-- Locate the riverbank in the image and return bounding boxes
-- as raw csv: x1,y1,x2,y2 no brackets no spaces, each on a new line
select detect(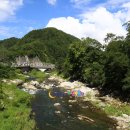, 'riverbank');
41,75,130,130
0,82,35,130
3,72,130,130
